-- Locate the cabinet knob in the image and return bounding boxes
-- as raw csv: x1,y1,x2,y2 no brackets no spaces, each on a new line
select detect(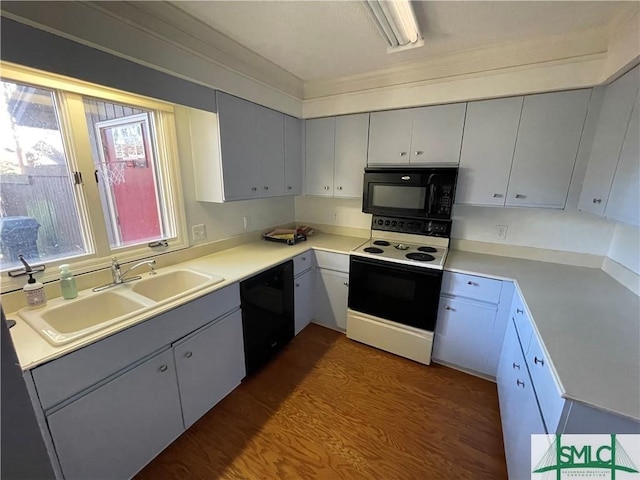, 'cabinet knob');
324,186,330,190
516,308,524,314
343,281,349,286
264,186,269,190
515,194,526,199
287,186,292,190
467,281,477,286
492,193,503,198
185,351,193,358
593,198,602,204
159,364,168,373
445,305,452,310
399,152,407,156
516,379,525,388
301,257,306,261
295,283,300,287
251,187,257,191
337,186,343,190
534,356,545,367
512,362,520,370
414,151,423,156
